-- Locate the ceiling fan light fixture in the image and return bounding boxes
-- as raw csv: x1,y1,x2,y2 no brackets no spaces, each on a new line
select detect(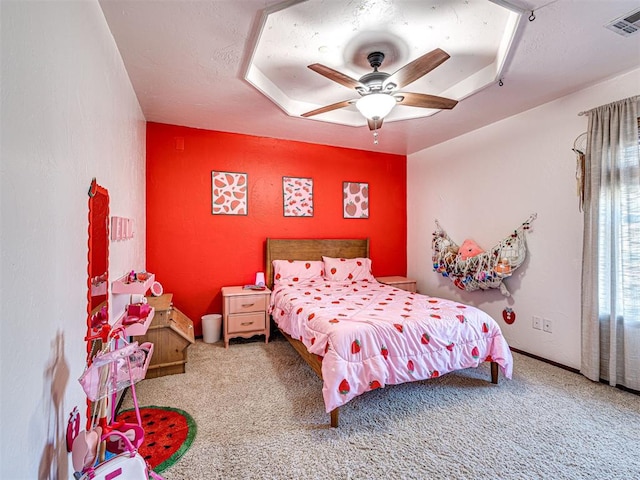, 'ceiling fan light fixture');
355,93,396,120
